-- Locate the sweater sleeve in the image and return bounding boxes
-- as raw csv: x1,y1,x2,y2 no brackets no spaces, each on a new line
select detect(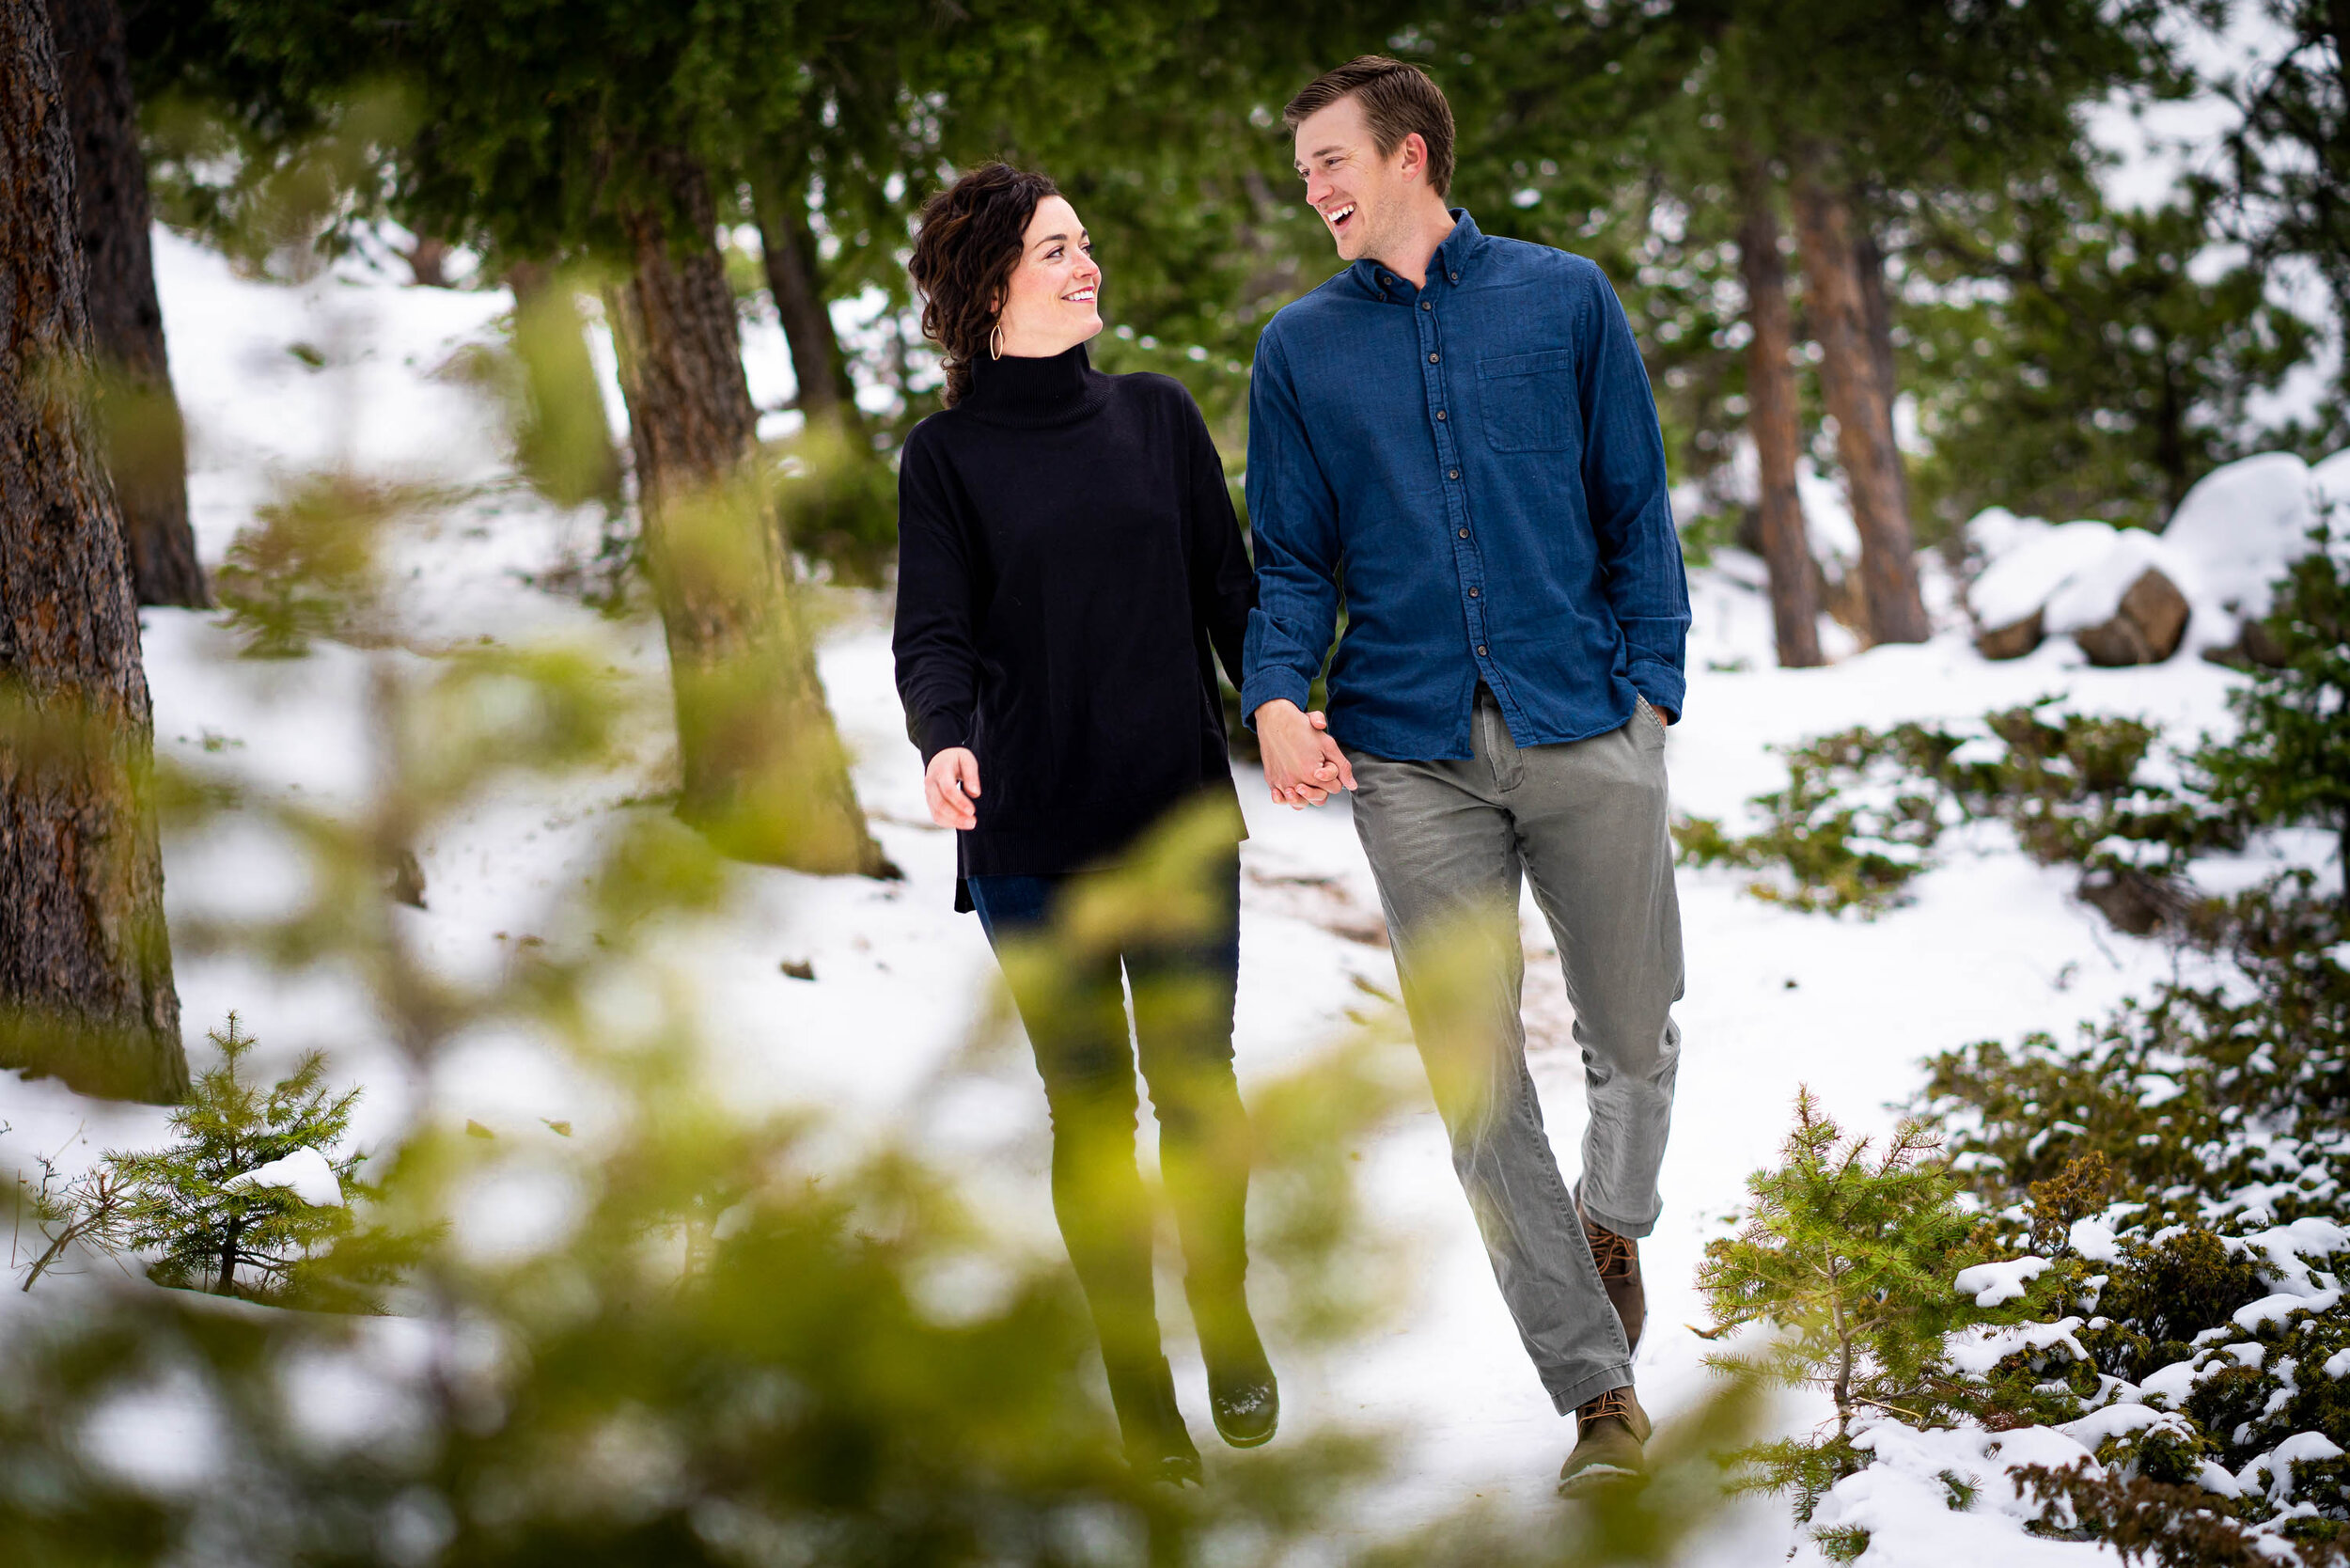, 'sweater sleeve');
890,429,979,763
1181,392,1256,691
